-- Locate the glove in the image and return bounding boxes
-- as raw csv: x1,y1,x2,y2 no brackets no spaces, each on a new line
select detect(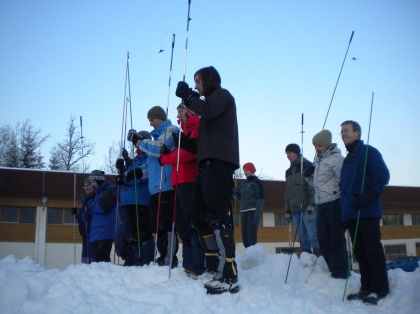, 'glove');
125,168,143,181
353,192,378,210
72,207,77,215
121,148,129,160
159,144,171,155
115,174,124,185
127,129,145,145
232,187,239,197
253,212,261,226
115,158,125,171
175,81,199,106
305,205,316,220
303,165,315,177
284,210,292,225
173,131,197,154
